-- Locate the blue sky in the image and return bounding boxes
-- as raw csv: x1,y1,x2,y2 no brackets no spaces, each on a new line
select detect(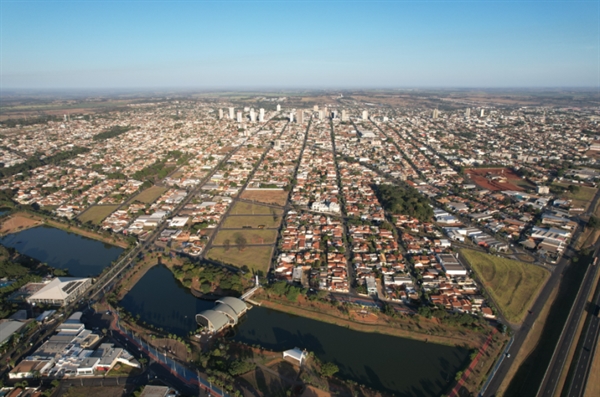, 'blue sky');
1,0,598,89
